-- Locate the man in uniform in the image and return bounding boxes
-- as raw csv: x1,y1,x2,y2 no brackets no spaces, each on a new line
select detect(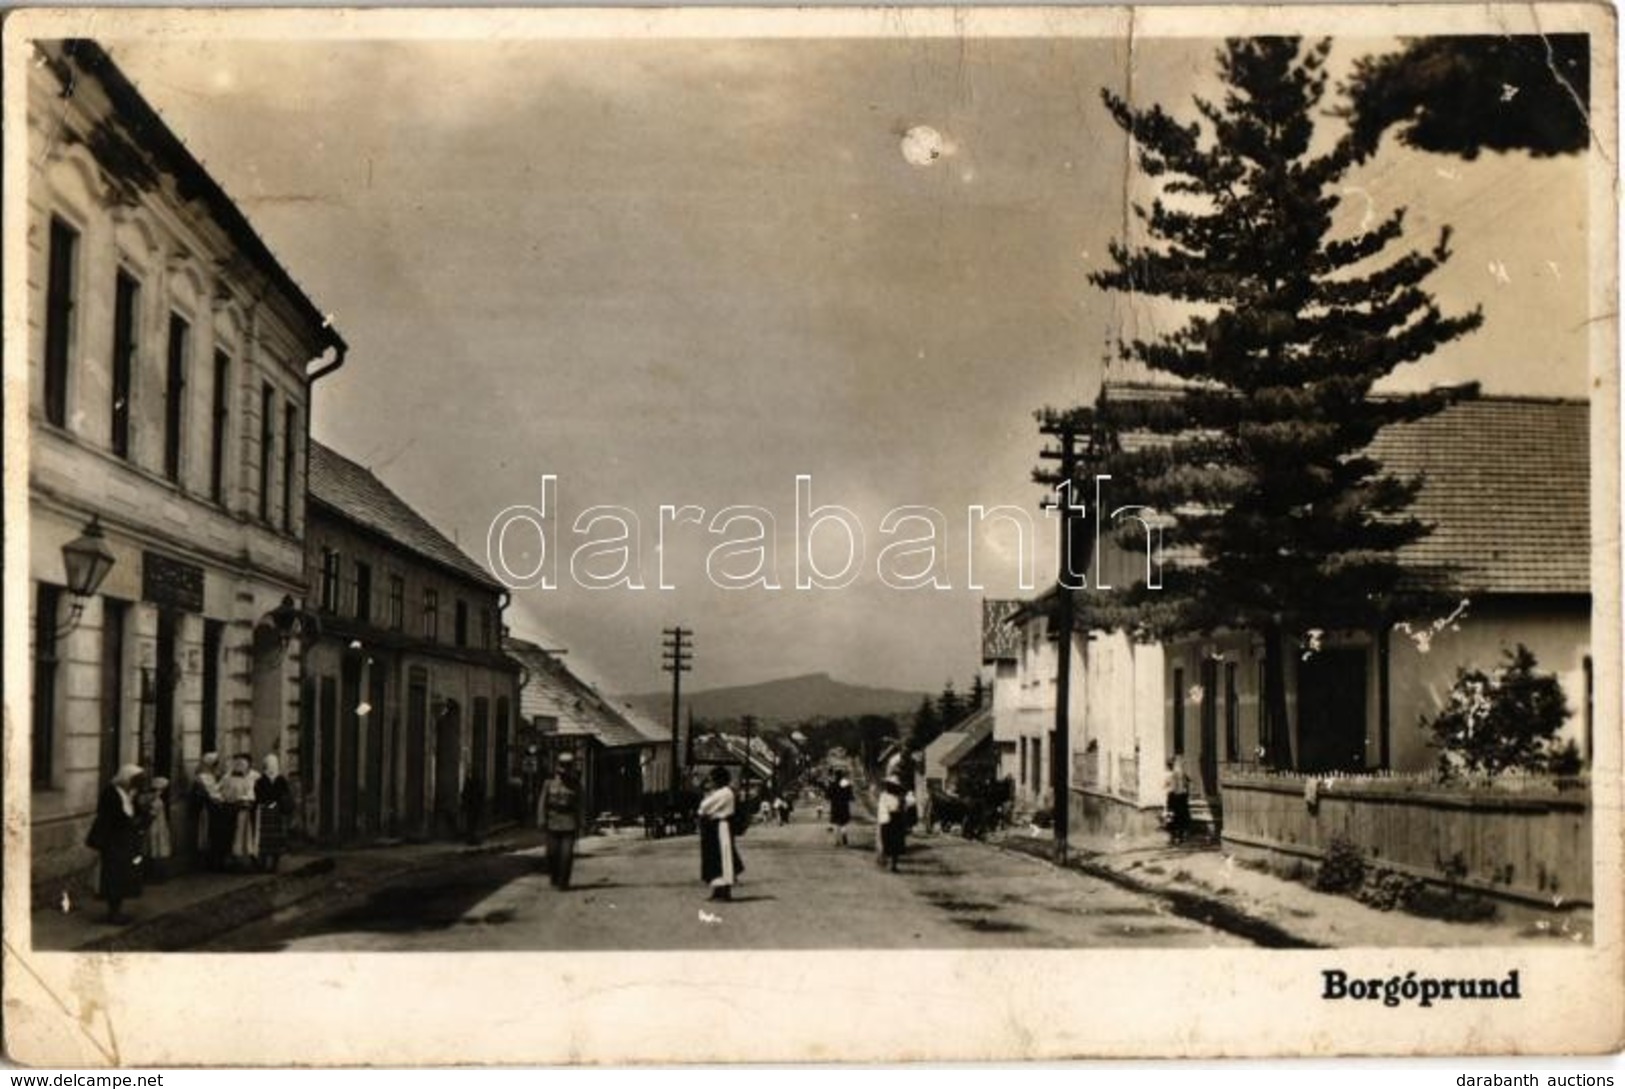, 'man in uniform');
537,751,585,889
